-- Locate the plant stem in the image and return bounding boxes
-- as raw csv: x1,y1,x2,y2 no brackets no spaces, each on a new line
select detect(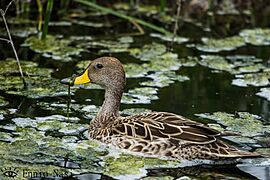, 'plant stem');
36,0,43,32
4,0,16,14
42,0,54,40
75,0,173,36
59,0,70,16
0,37,10,43
0,9,27,88
170,0,181,48
67,84,71,121
160,0,166,15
